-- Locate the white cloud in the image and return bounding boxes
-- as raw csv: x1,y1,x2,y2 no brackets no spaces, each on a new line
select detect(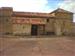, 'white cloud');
0,0,52,12
58,0,75,22
58,0,75,12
